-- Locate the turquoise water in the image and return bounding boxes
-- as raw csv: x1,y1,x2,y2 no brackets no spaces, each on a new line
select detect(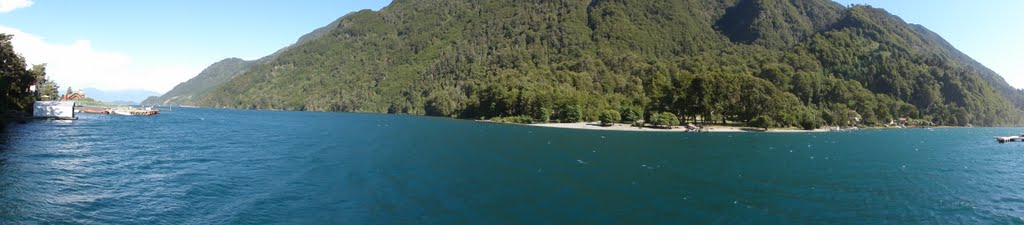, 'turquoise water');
1,108,1023,224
